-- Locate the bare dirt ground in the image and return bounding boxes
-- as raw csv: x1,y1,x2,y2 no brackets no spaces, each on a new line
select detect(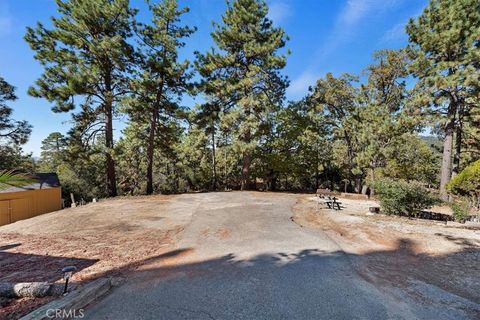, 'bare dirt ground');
293,196,480,306
0,195,192,319
2,192,480,319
